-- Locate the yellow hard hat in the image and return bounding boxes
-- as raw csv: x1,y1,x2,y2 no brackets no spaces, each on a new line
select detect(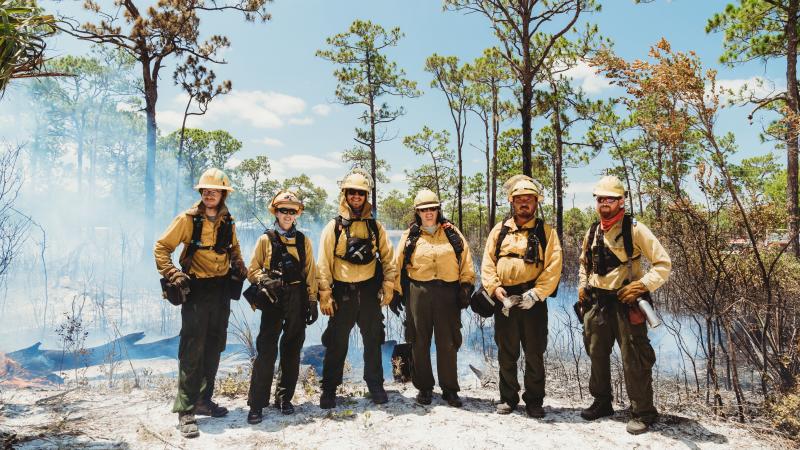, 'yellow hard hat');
340,169,372,193
503,175,543,202
413,189,440,209
593,175,625,198
194,168,234,192
269,190,304,215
